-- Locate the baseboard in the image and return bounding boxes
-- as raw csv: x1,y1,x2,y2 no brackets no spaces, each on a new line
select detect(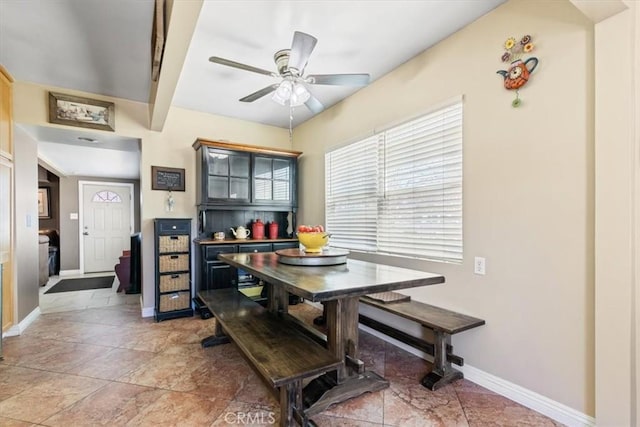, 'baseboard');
358,324,595,427
3,324,20,337
461,365,595,427
59,269,82,277
141,306,154,318
2,306,41,337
